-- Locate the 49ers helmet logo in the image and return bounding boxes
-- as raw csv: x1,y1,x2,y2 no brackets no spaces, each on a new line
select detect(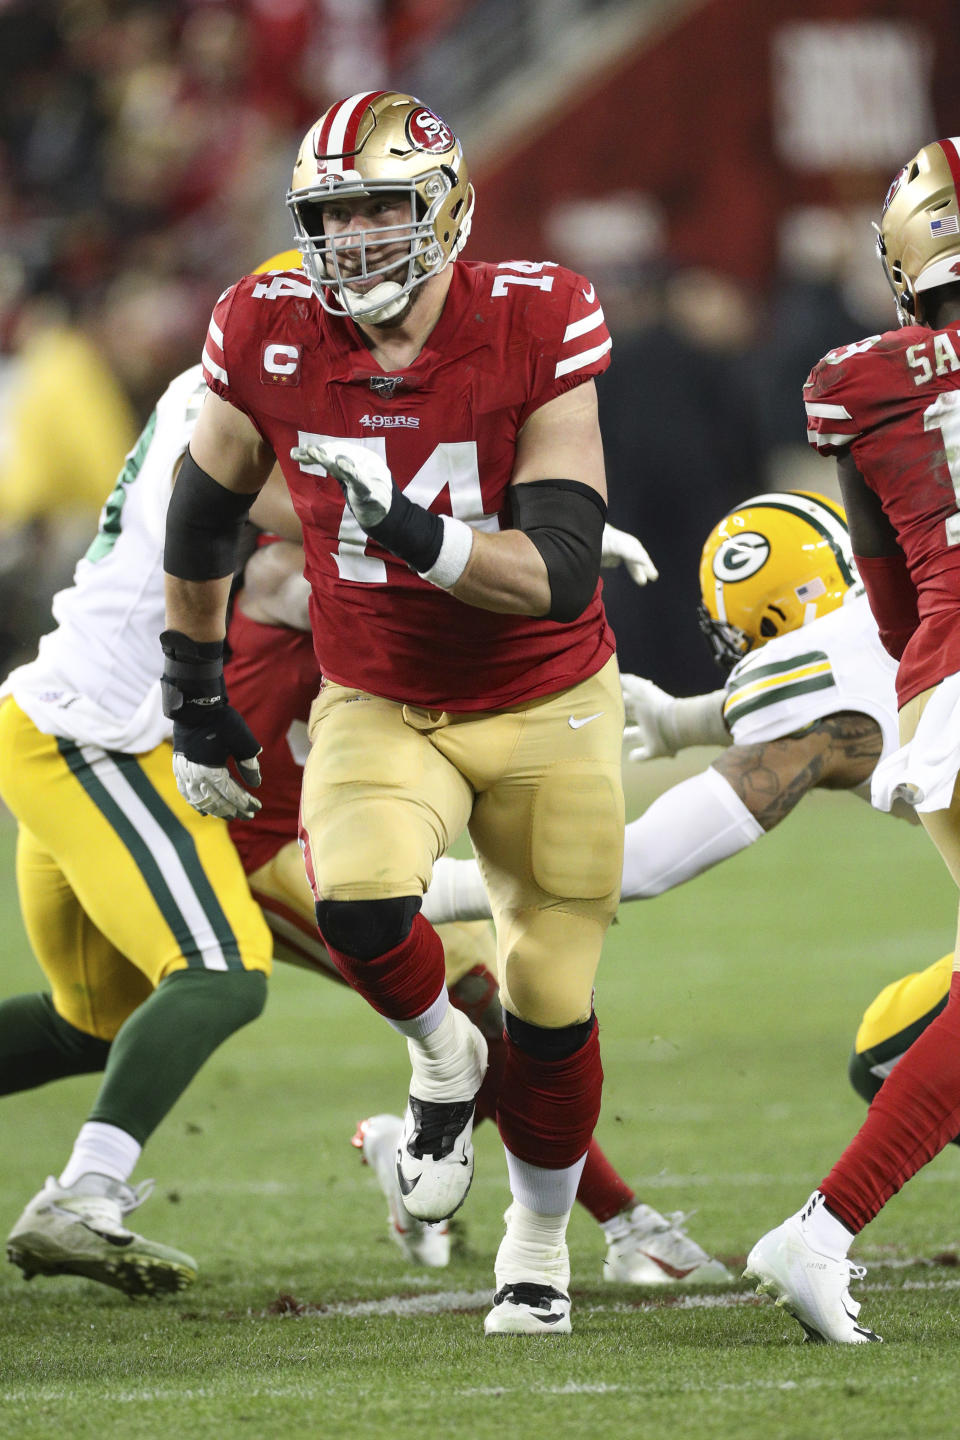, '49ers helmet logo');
712,533,770,582
406,107,453,153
